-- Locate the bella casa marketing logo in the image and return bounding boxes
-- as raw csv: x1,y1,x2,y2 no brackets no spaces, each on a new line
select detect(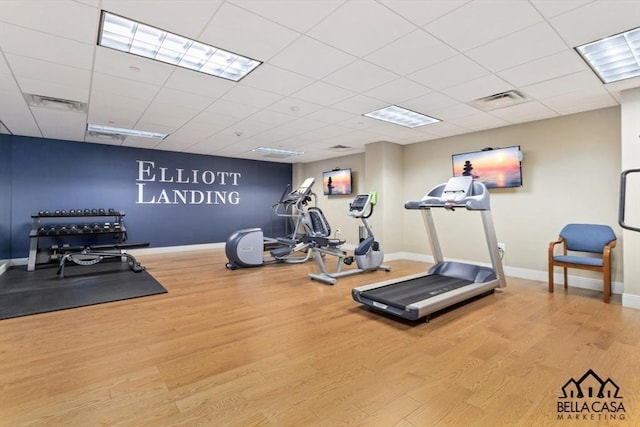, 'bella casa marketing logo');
556,369,627,421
